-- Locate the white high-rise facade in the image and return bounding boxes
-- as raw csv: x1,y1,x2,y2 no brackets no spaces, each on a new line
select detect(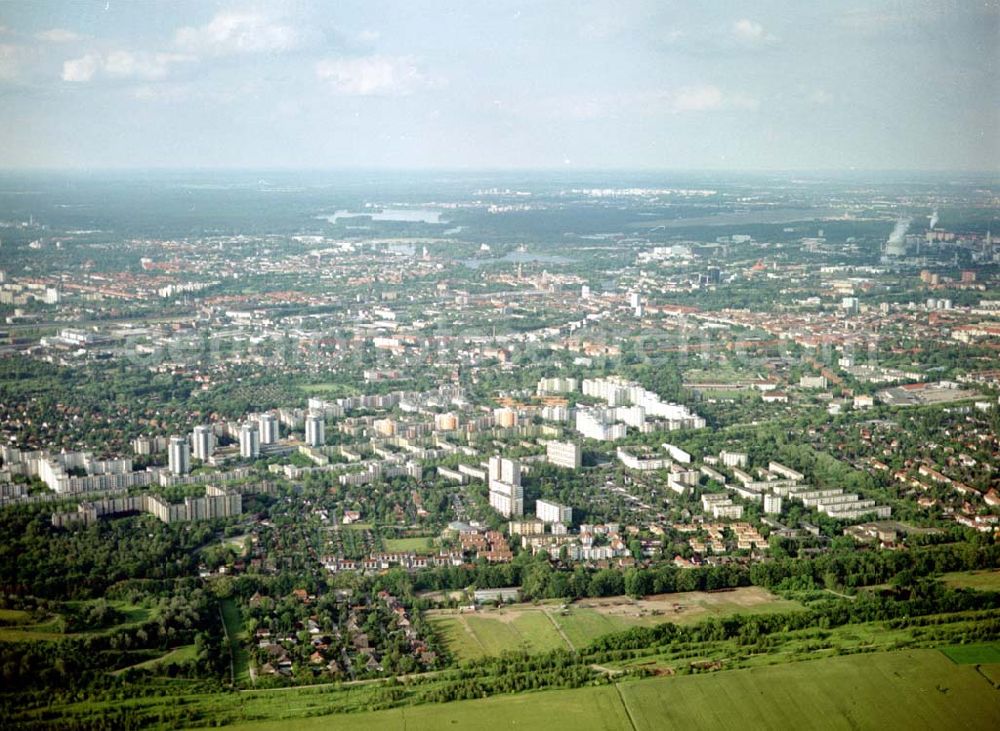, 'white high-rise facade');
764,494,783,515
546,440,582,469
305,412,325,447
488,456,523,517
239,423,260,459
258,413,278,445
168,435,190,476
192,425,213,461
536,499,572,524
